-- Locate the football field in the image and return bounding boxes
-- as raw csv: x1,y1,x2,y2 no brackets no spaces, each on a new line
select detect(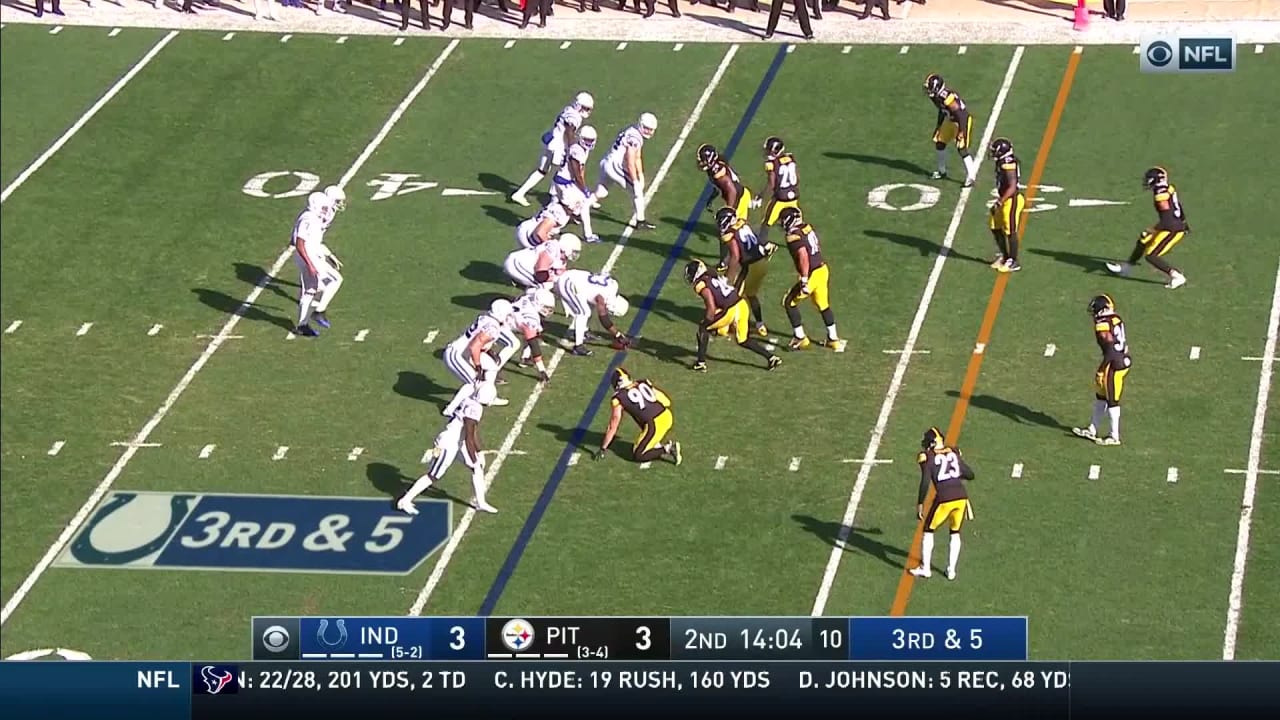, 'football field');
2,26,1278,662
